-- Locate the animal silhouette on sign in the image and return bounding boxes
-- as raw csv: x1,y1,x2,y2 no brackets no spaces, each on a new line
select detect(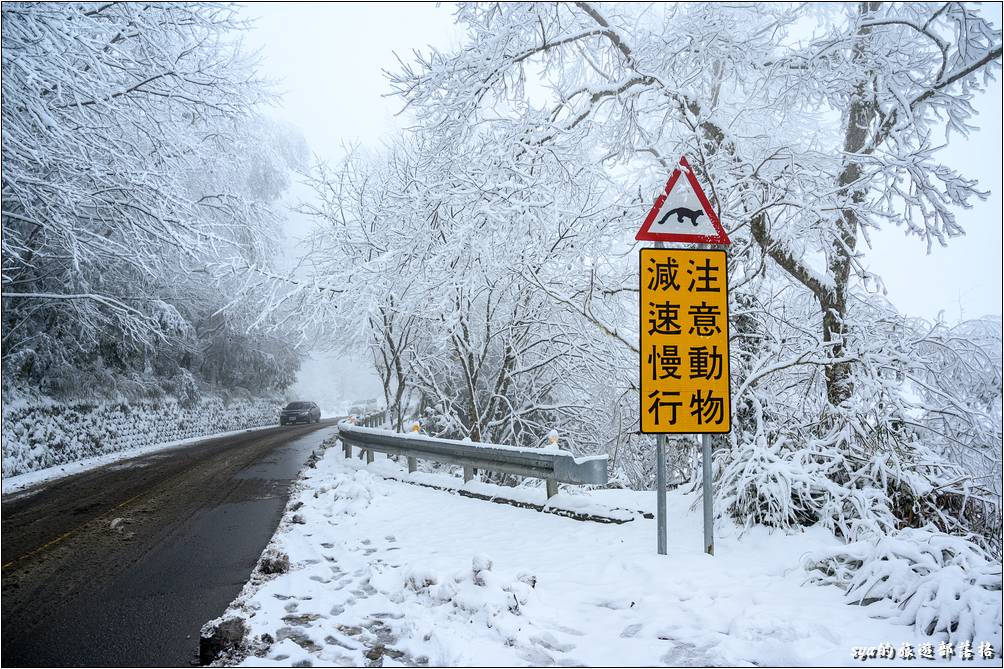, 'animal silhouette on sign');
657,206,704,227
